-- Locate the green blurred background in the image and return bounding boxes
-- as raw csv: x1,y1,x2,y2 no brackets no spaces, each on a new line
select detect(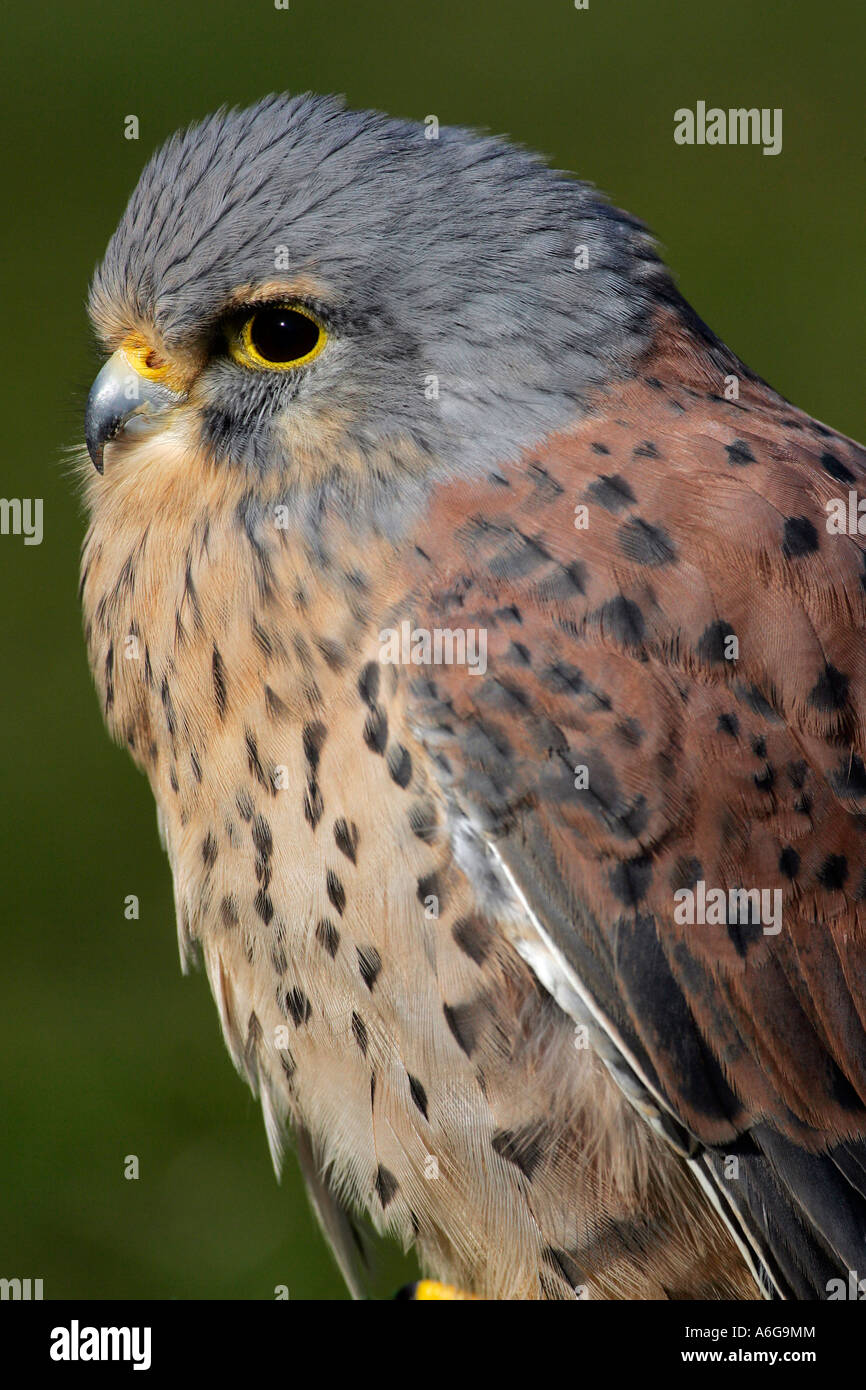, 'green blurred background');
1,0,862,1299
